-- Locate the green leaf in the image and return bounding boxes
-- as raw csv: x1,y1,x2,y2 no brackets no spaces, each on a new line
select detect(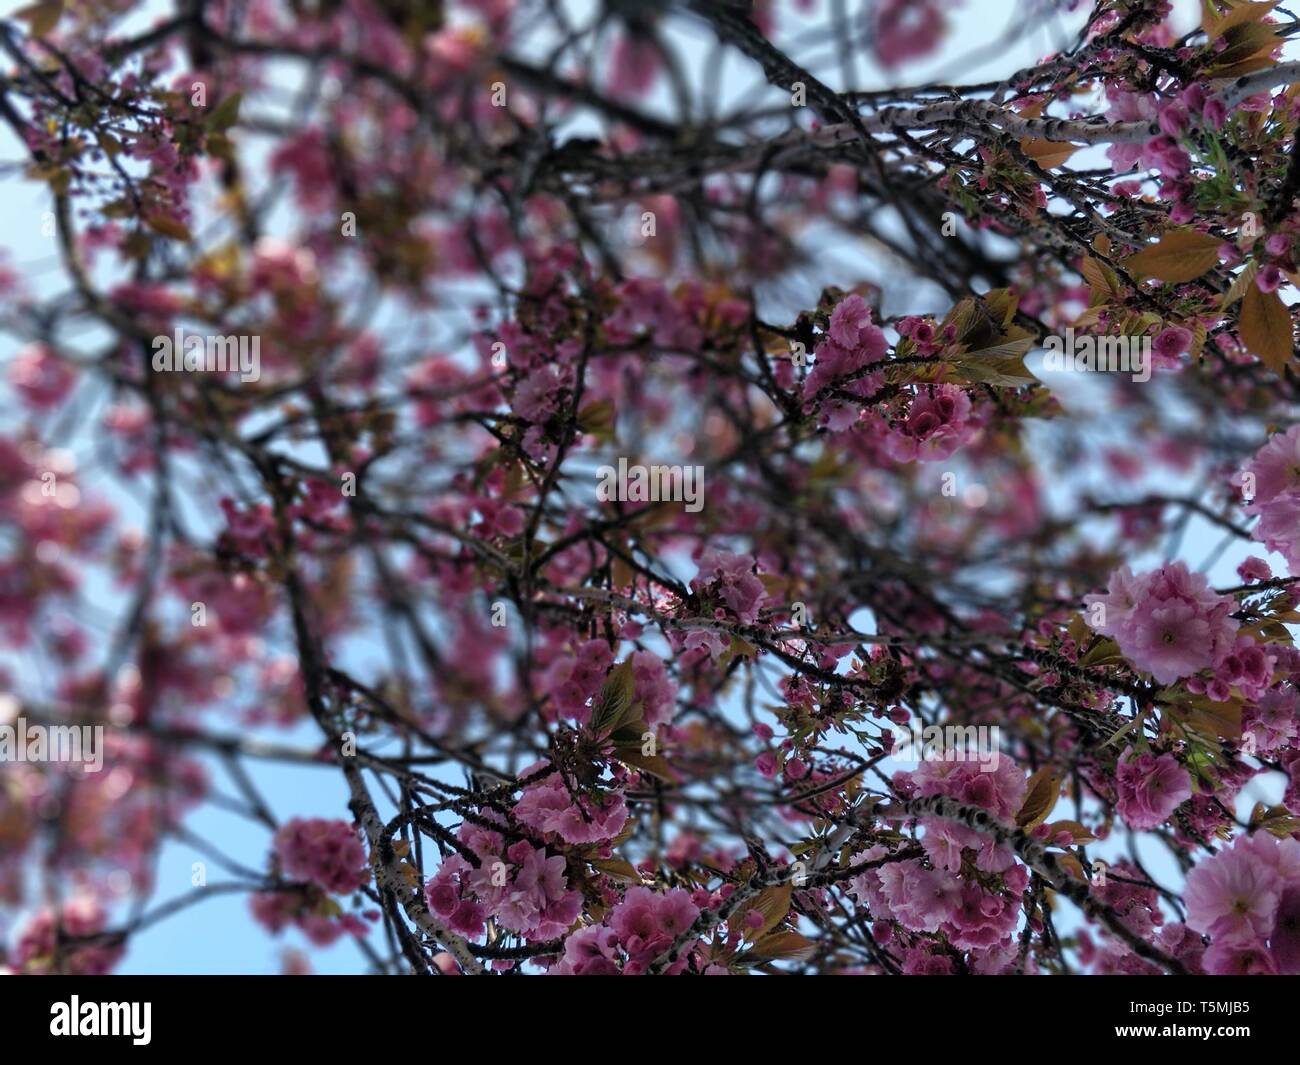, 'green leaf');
949,336,1038,387
588,658,635,737
577,399,616,442
1079,636,1124,667
1100,713,1143,750
207,92,243,132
